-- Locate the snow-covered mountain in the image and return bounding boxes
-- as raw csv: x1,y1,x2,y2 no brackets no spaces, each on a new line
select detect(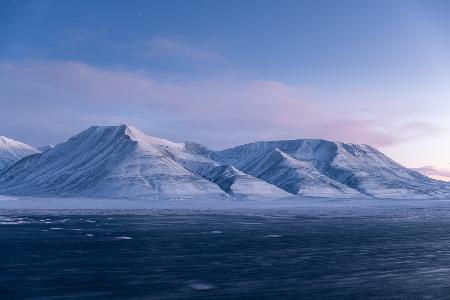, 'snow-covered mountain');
0,125,289,199
212,139,450,199
1,125,449,200
177,149,291,199
224,147,362,198
0,136,39,170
